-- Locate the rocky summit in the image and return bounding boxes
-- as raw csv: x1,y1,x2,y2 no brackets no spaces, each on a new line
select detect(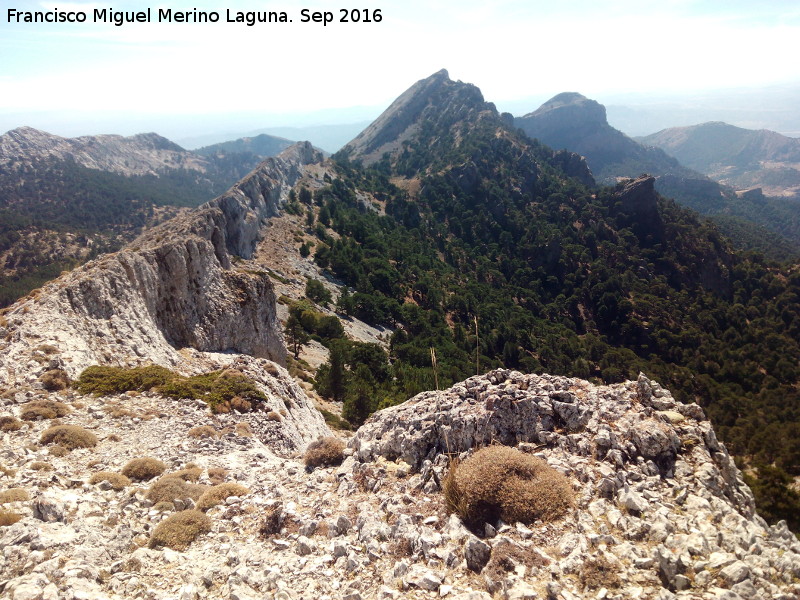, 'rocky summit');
1,369,799,600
